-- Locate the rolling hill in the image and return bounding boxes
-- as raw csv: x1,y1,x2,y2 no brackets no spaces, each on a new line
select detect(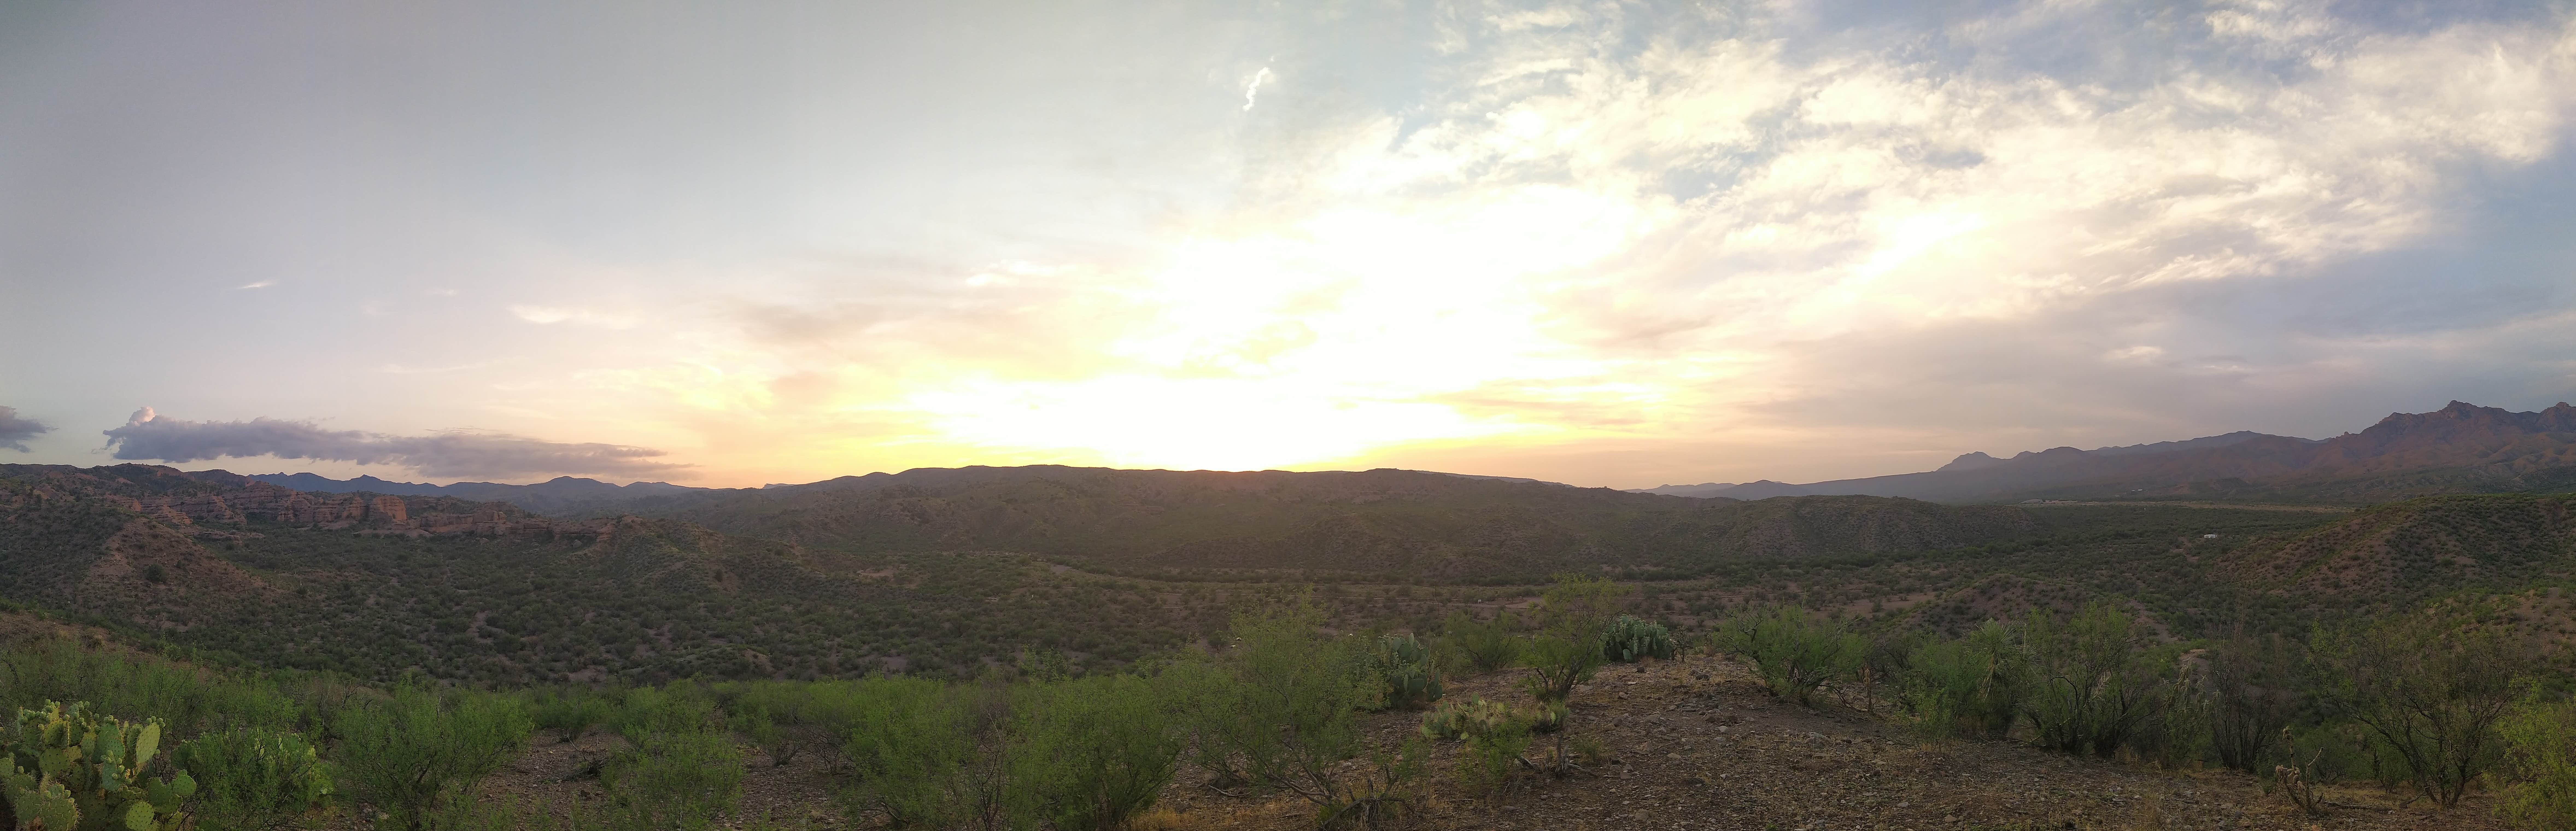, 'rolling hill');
607,465,2043,580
